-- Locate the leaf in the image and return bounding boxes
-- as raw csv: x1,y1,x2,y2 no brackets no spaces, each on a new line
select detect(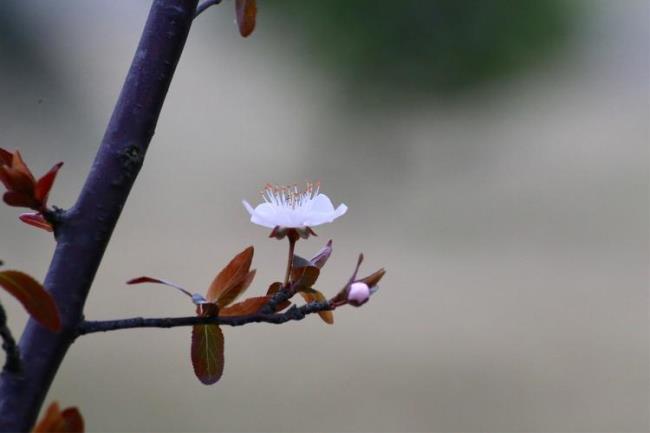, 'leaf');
127,276,194,299
266,281,282,296
310,240,333,269
220,296,270,317
19,212,53,232
33,402,84,433
206,246,254,305
216,269,256,308
0,270,60,332
11,151,35,183
235,0,257,37
0,147,12,165
359,268,386,288
191,324,224,385
0,166,34,195
3,191,38,208
290,265,320,291
35,162,63,204
291,254,311,269
196,302,219,317
299,288,333,324
265,282,291,312
0,149,62,211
